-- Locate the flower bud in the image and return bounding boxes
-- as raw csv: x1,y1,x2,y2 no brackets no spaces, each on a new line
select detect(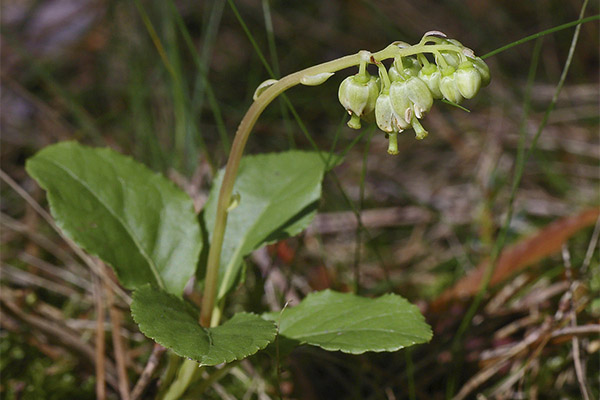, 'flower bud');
338,74,380,129
418,63,443,99
455,61,482,99
375,93,406,133
440,51,461,67
470,57,491,87
439,66,463,104
402,57,421,77
388,65,403,82
404,76,433,118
